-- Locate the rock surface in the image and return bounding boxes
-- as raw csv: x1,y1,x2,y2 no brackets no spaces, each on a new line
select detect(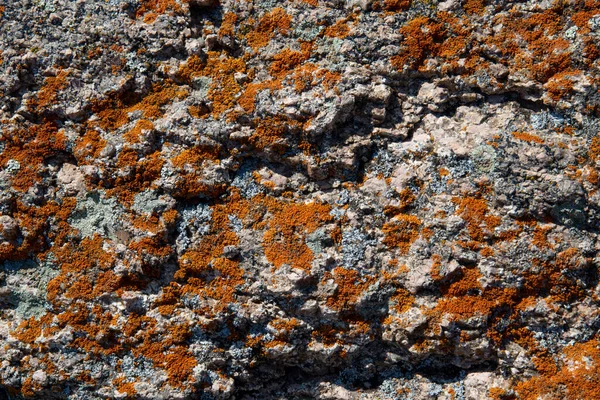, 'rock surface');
1,0,600,399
